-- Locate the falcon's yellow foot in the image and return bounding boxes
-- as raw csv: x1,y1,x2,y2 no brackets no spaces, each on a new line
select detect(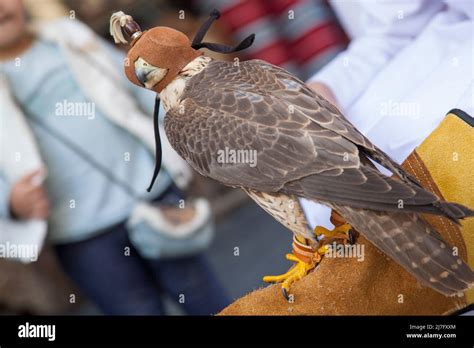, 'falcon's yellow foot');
315,223,355,245
263,235,322,299
263,253,317,300
263,225,355,300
